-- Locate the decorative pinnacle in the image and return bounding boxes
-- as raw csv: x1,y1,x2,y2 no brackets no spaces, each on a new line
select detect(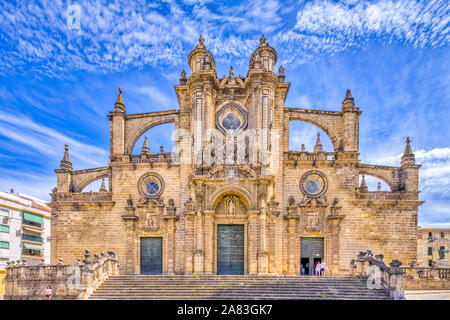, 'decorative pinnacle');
401,136,415,166
199,34,204,46
314,132,323,152
60,144,72,171
359,174,368,192
229,66,234,78
342,88,355,110
99,178,107,192
116,88,123,105
345,89,352,100
403,137,413,155
141,135,150,156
